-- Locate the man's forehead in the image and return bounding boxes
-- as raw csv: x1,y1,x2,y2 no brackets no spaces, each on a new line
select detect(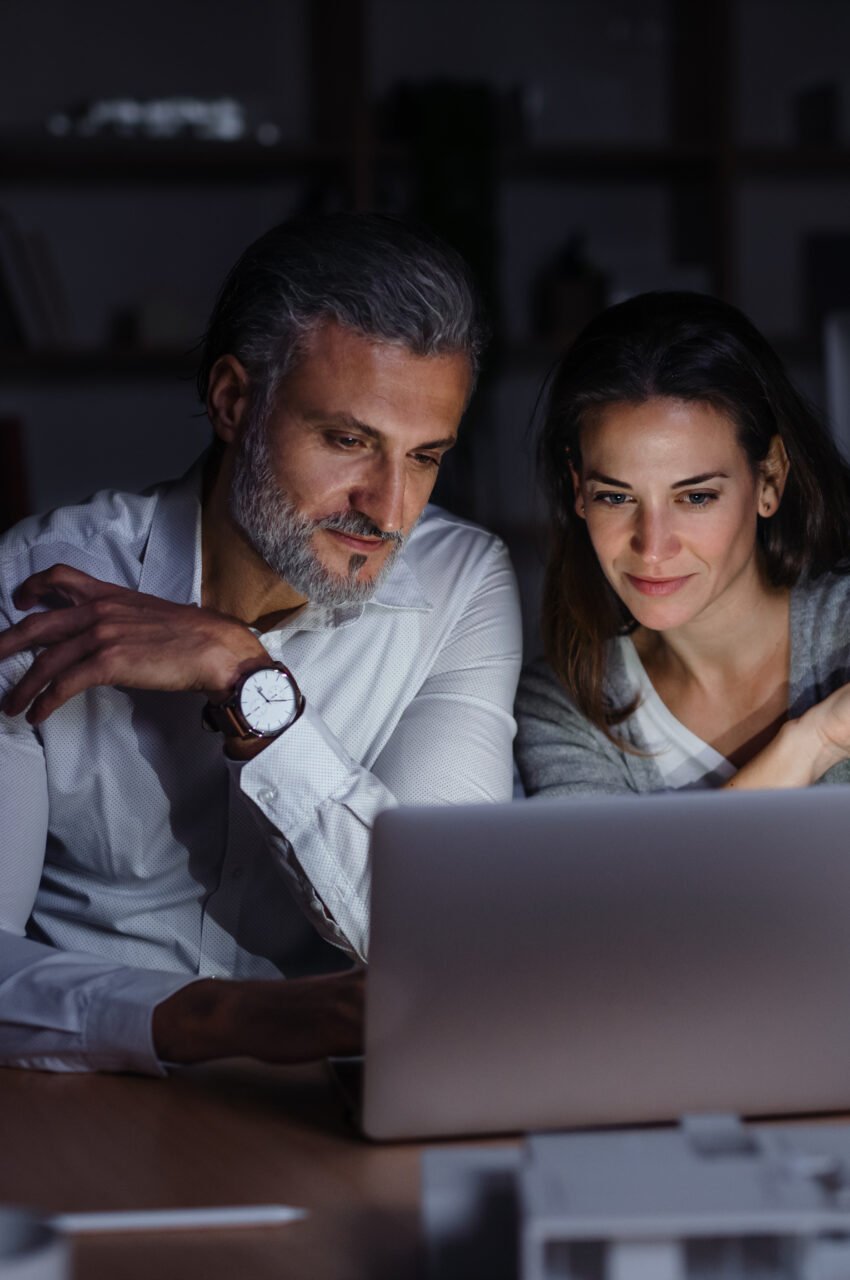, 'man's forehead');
271,321,472,428
293,317,471,376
